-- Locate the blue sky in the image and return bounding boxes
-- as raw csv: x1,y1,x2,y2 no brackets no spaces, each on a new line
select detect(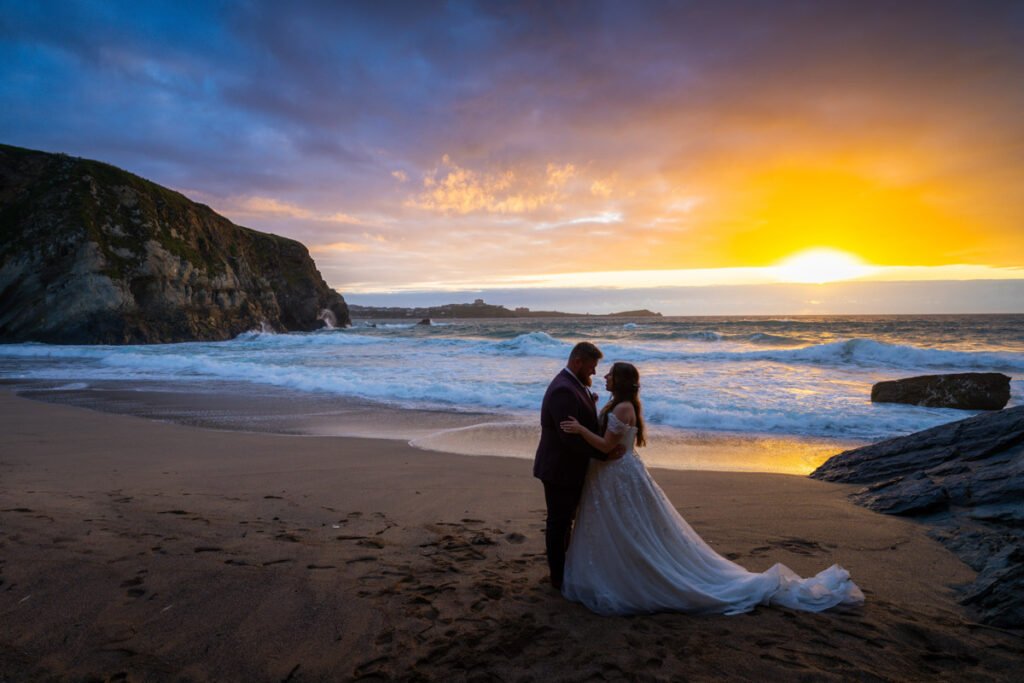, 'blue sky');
3,1,1023,313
